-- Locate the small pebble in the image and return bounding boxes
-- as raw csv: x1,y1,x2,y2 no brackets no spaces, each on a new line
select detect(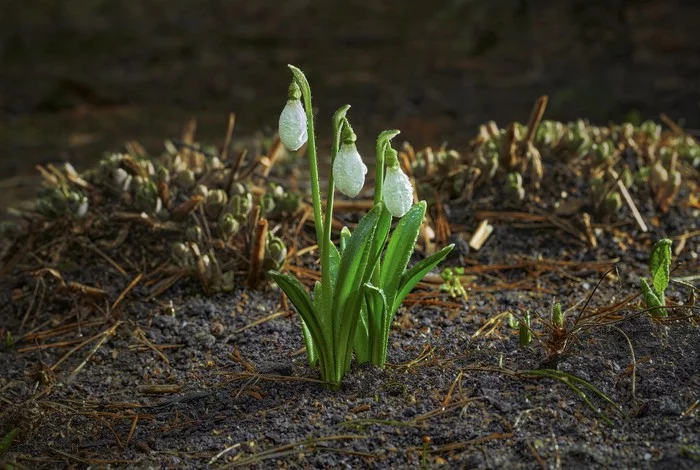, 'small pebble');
210,321,225,337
